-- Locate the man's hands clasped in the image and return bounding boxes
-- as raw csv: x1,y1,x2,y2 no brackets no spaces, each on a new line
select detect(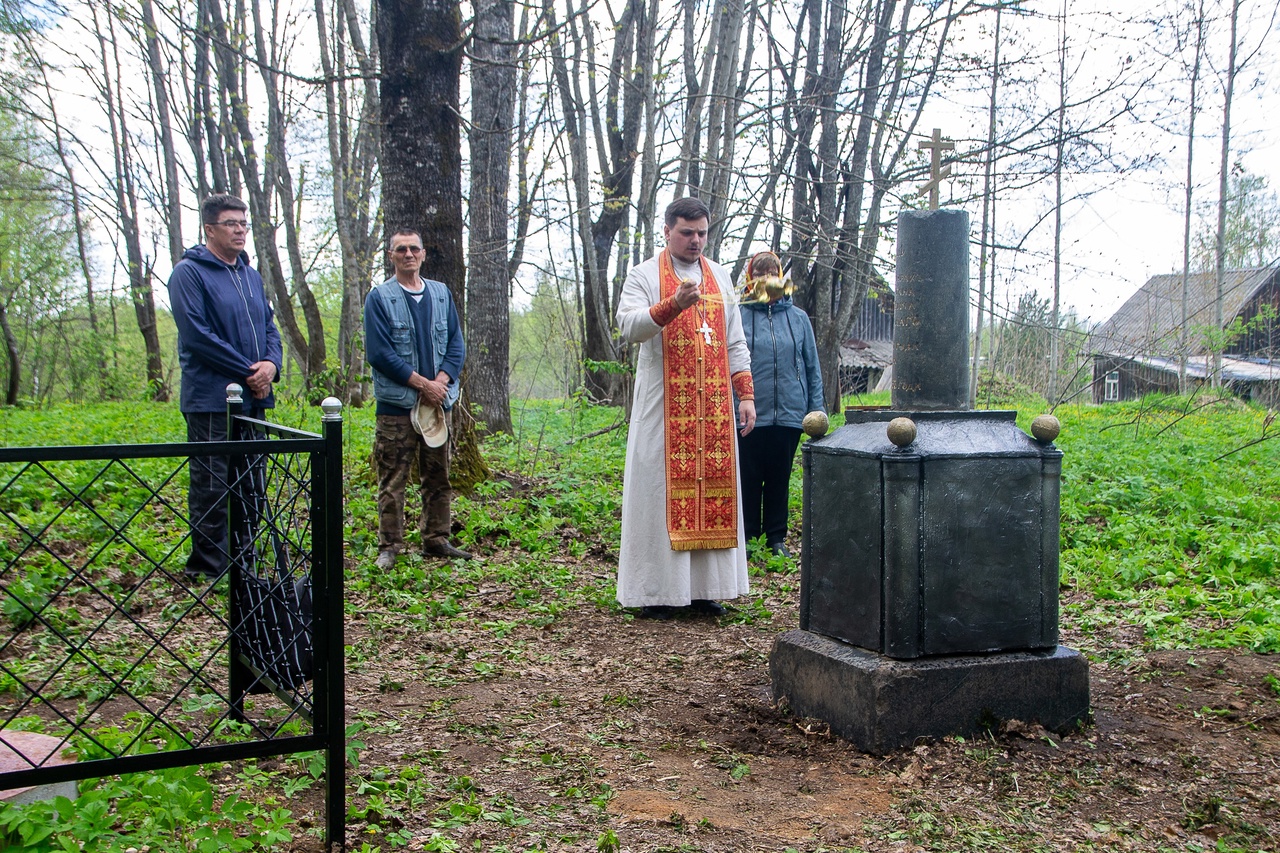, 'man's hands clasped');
246,360,276,399
410,371,450,407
